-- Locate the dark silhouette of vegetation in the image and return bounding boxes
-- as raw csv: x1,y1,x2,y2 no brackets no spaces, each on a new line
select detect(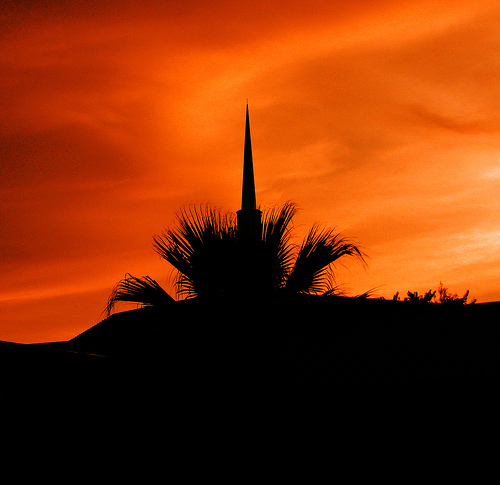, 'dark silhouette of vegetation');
391,282,475,305
105,274,174,316
105,202,366,315
436,281,475,304
394,289,437,303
